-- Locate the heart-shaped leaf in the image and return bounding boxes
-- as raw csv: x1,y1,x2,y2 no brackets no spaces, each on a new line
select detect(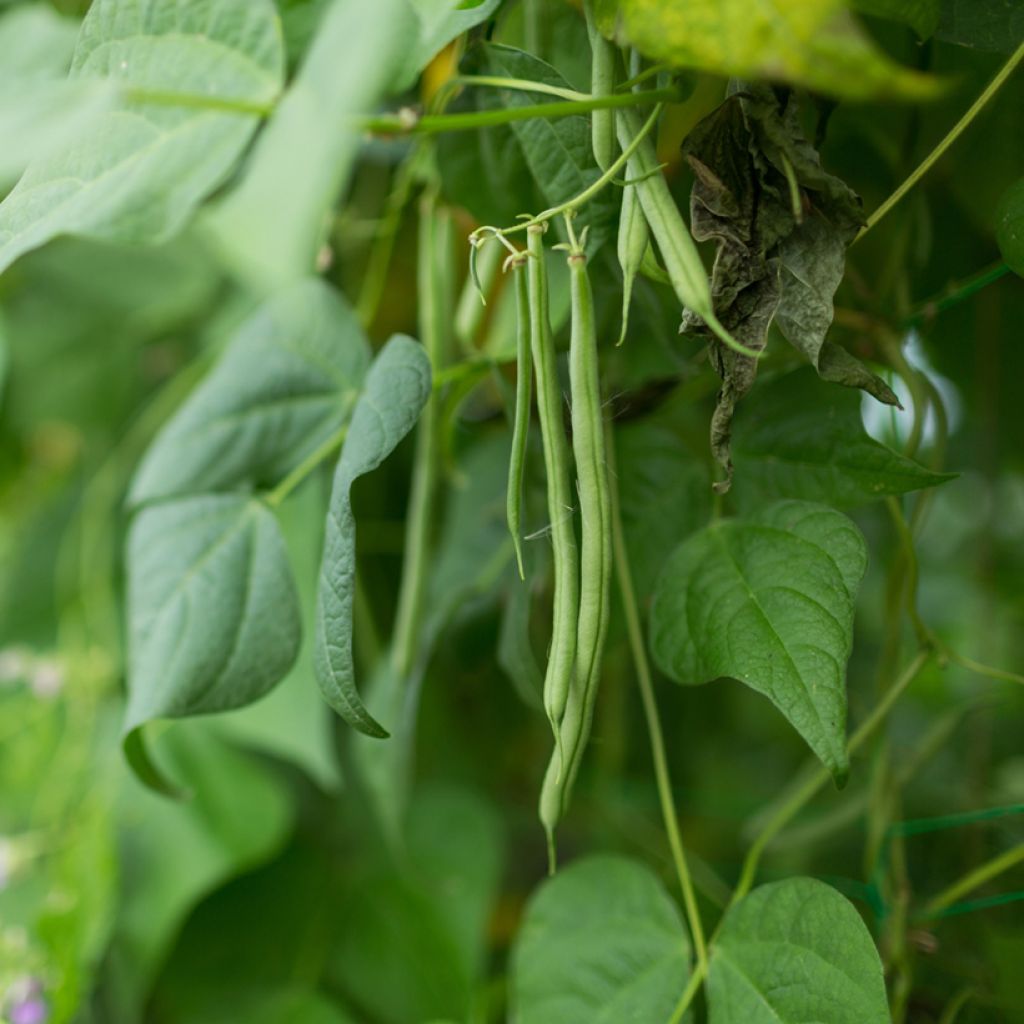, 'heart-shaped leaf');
650,500,866,783
130,278,370,504
708,877,889,1023
510,855,691,1023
